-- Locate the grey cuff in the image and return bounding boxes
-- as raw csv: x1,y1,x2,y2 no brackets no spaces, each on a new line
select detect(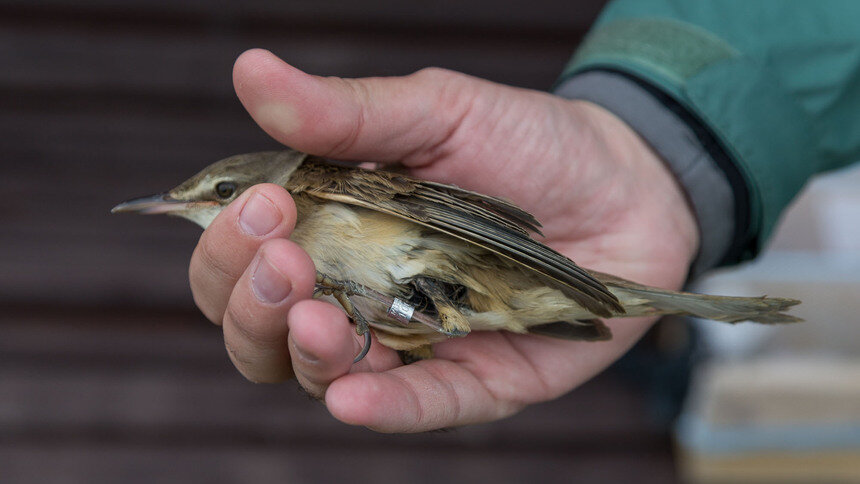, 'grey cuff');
554,70,735,279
